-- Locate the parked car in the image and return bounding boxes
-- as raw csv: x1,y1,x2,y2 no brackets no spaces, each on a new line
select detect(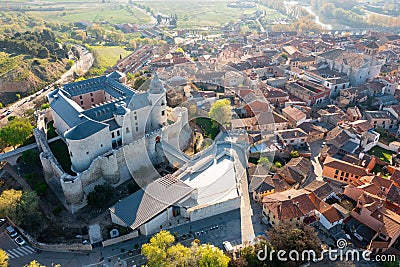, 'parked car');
5,110,13,116
0,218,6,226
6,226,18,238
353,232,363,241
15,236,26,246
